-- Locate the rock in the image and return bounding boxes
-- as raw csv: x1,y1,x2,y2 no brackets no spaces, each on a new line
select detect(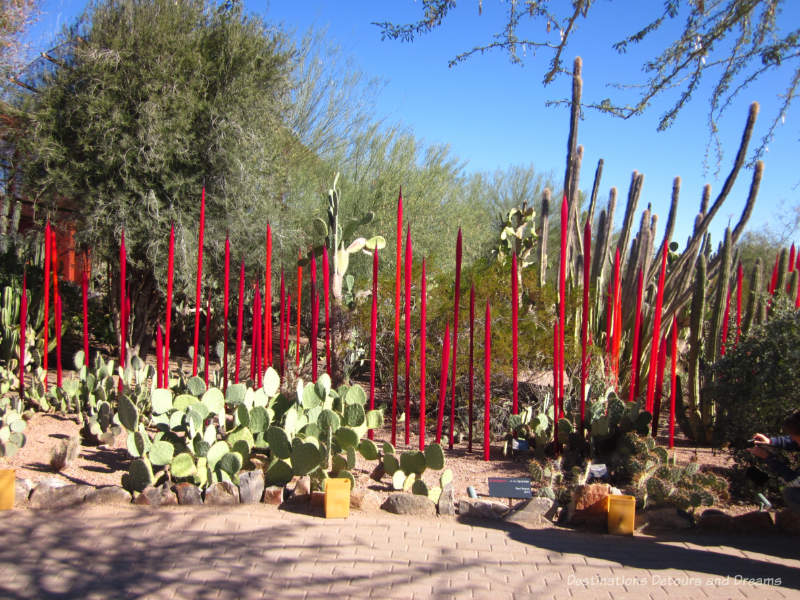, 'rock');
310,491,325,507
573,483,610,513
49,435,80,471
350,488,381,511
204,481,239,505
505,497,557,527
238,470,265,504
458,498,509,520
732,510,774,533
776,508,800,534
14,478,32,507
29,482,89,509
135,484,178,506
635,507,692,531
369,463,385,482
84,486,132,505
697,509,735,531
262,485,285,506
173,483,203,505
287,475,311,503
382,493,437,516
437,485,456,516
